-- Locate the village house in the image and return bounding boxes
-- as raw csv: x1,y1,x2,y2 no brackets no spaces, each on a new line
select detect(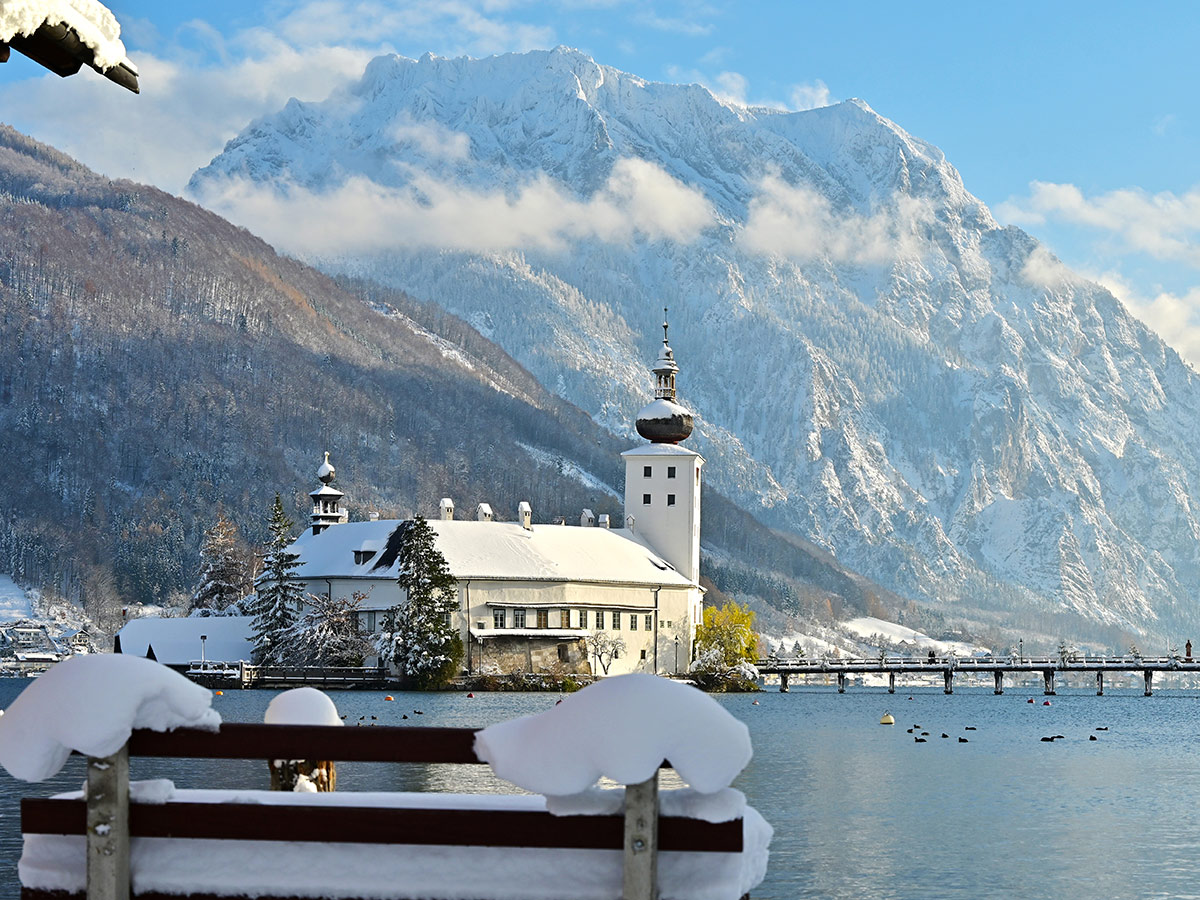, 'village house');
279,322,706,677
